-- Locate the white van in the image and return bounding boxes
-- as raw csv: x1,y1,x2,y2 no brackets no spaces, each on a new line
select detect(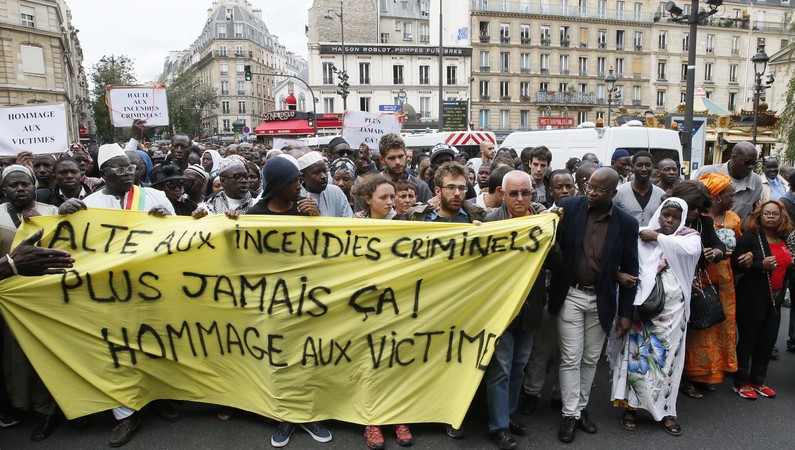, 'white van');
499,121,683,170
